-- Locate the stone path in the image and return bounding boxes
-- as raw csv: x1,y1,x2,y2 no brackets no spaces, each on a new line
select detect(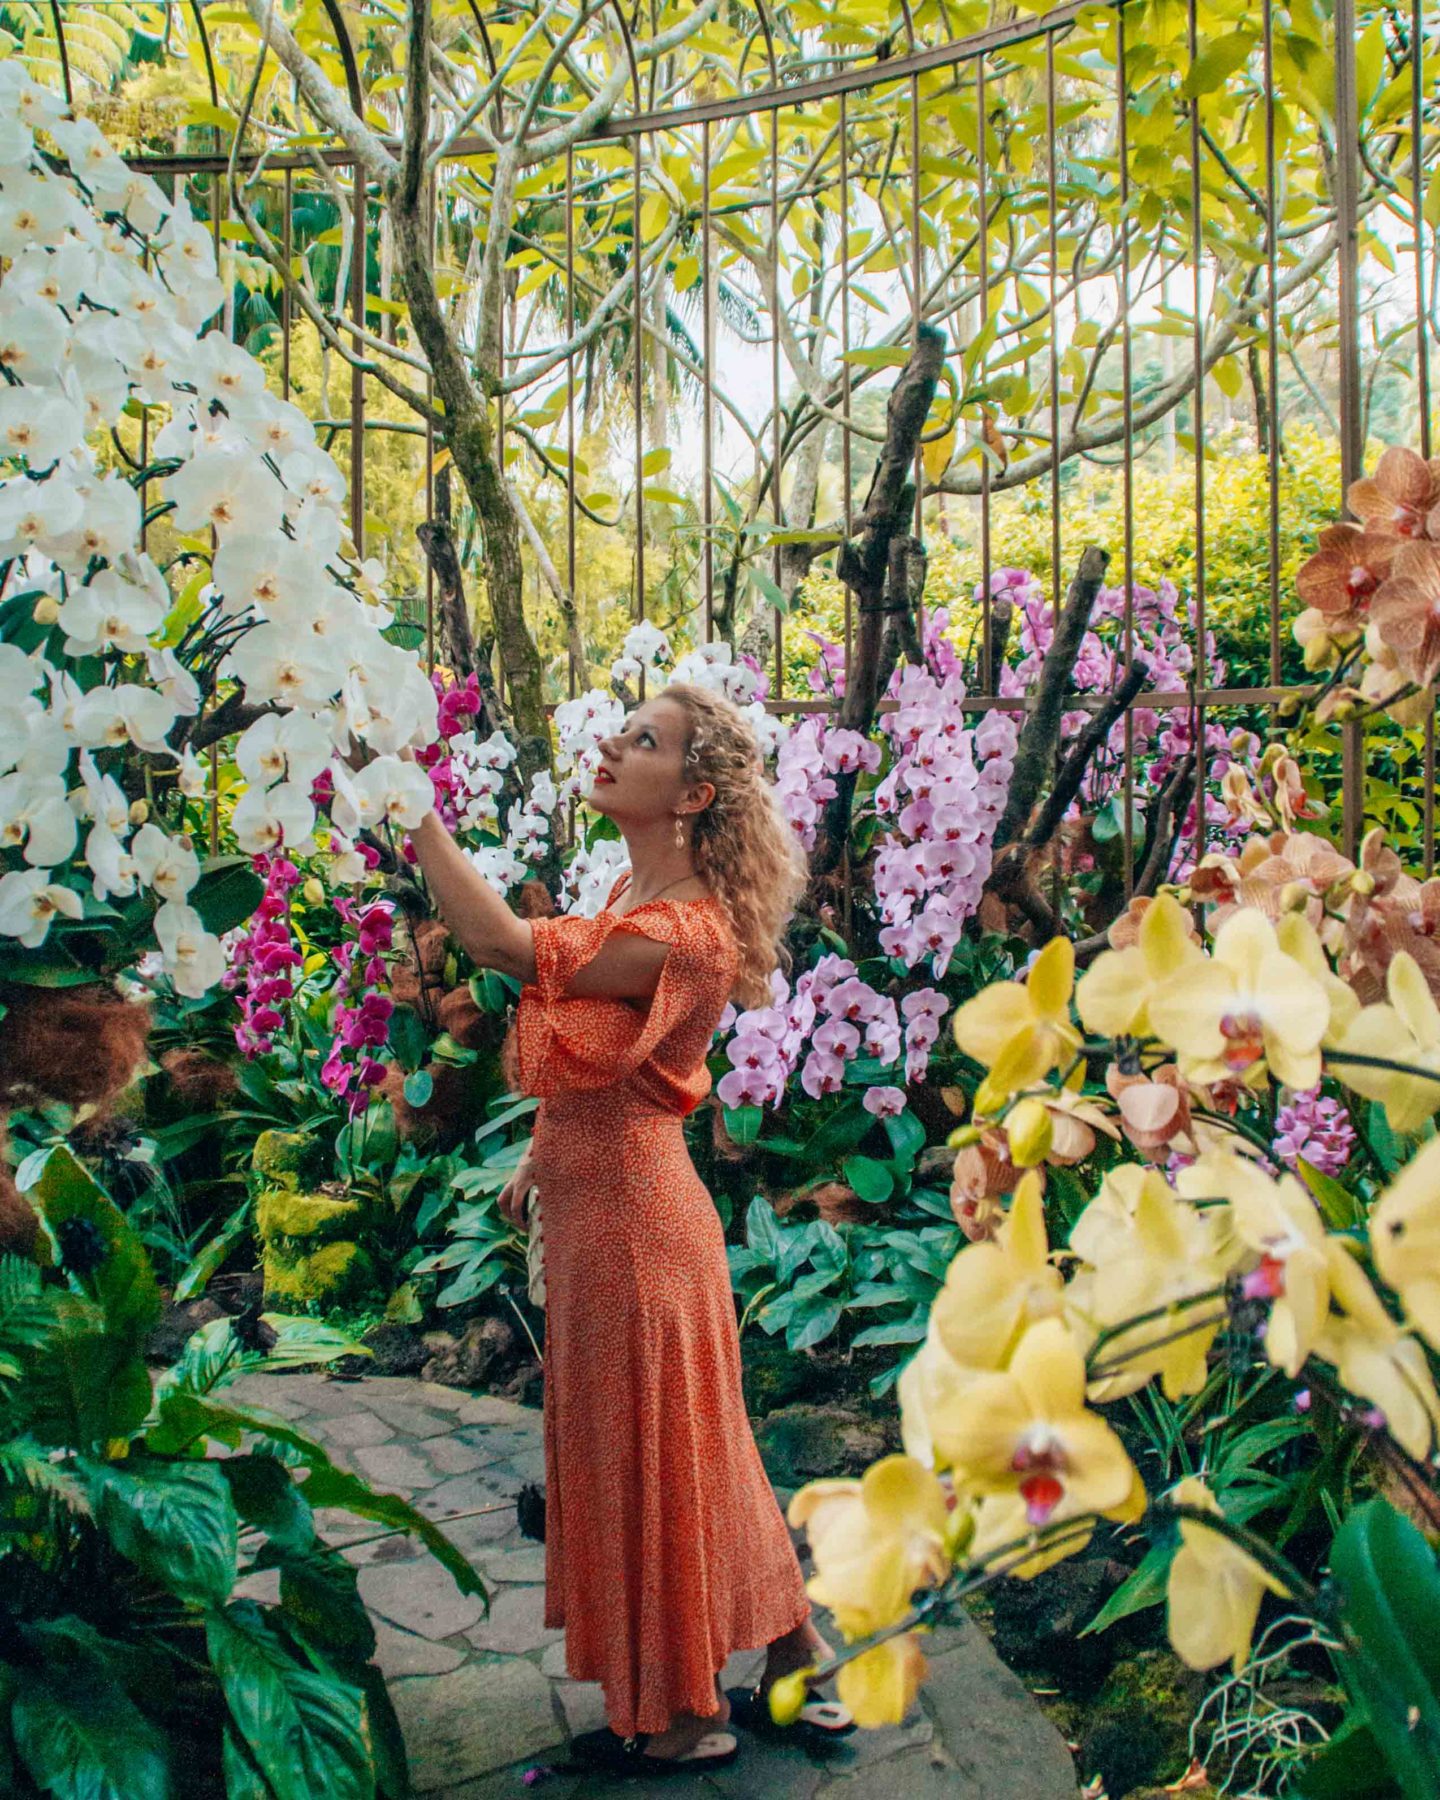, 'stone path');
230,1371,1078,1799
